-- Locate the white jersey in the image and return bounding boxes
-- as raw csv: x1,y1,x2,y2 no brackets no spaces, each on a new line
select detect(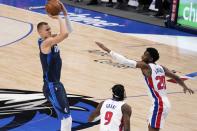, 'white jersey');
108,51,170,128
144,63,170,129
100,99,125,131
144,63,167,99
